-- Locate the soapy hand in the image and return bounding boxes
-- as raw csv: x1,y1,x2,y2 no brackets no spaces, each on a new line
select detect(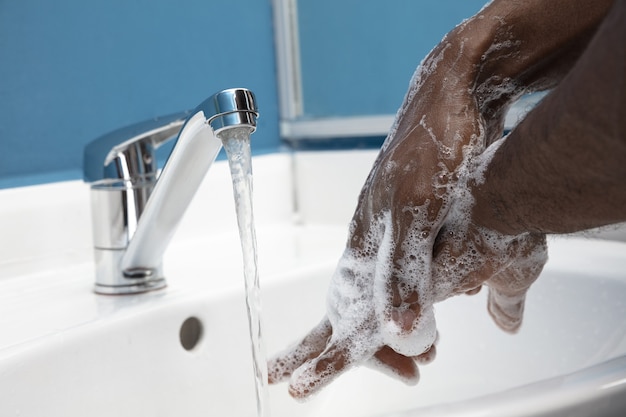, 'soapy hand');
269,0,618,400
267,177,547,399
268,21,549,398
